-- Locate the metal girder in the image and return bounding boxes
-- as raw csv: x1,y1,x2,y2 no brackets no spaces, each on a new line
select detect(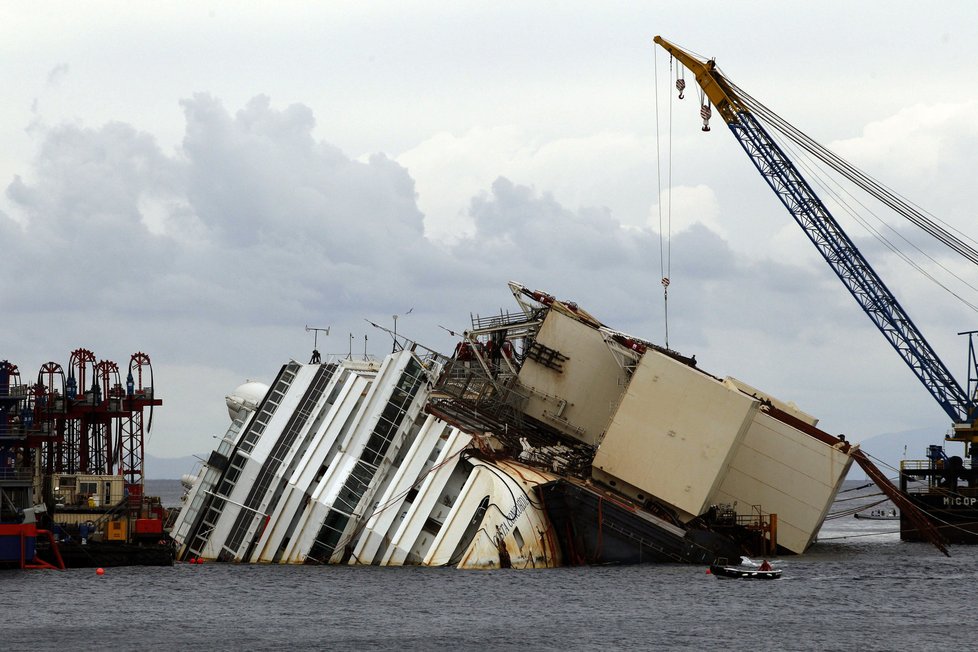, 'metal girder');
727,111,972,424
